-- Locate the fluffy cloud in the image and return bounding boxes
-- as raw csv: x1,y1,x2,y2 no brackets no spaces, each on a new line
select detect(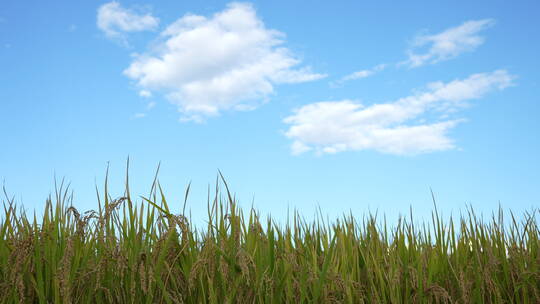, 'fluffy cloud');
404,19,495,68
97,2,159,41
124,2,326,122
284,70,513,155
331,64,387,87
